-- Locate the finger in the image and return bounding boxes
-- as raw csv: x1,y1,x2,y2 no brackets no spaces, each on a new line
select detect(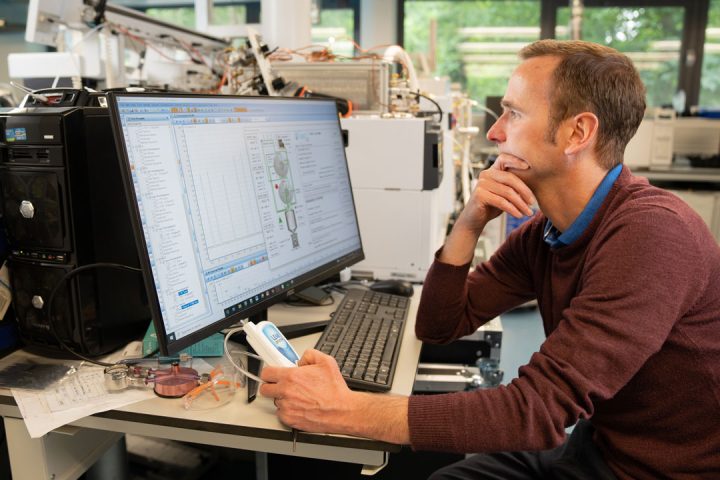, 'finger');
260,365,287,383
489,182,534,217
297,349,318,367
298,348,332,367
483,190,528,218
489,156,536,206
489,170,536,208
259,382,282,399
477,174,534,216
